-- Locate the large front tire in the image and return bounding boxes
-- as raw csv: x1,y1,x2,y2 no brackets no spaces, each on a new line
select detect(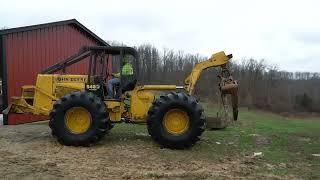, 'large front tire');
49,91,110,146
147,92,205,149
